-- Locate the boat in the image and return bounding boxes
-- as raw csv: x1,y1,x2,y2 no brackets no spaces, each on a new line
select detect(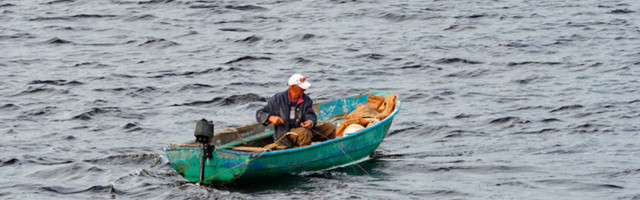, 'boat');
163,92,401,185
